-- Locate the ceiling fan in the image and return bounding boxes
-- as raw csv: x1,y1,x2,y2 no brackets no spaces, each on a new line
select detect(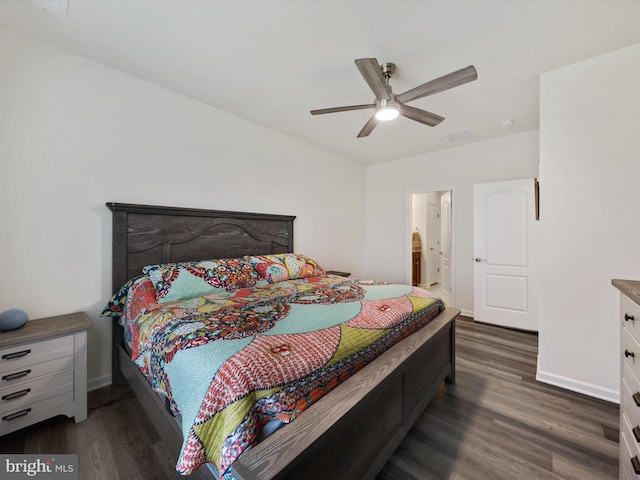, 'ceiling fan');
310,58,477,138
